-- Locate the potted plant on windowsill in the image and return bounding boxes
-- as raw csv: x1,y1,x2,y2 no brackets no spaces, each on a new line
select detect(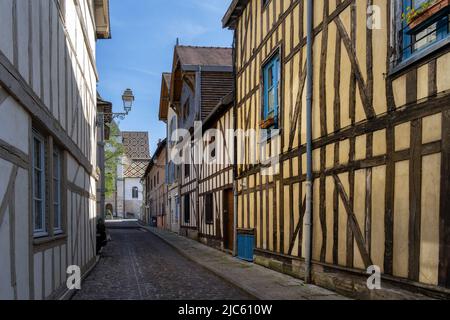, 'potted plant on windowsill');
403,0,450,31
260,117,275,129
